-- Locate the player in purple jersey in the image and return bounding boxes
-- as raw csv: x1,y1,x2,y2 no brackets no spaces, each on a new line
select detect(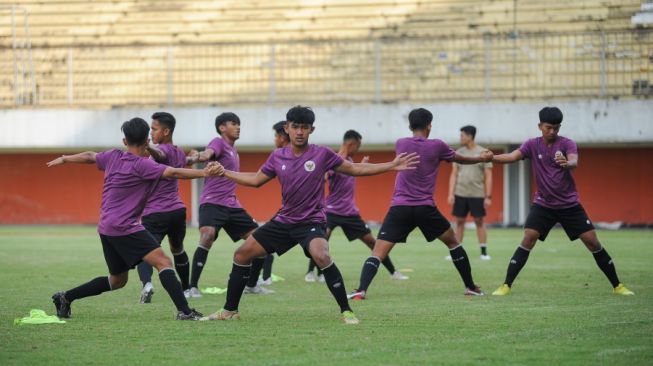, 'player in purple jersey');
47,118,222,320
136,112,194,304
348,108,492,301
185,112,261,298
490,107,634,296
201,106,419,324
304,130,408,283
